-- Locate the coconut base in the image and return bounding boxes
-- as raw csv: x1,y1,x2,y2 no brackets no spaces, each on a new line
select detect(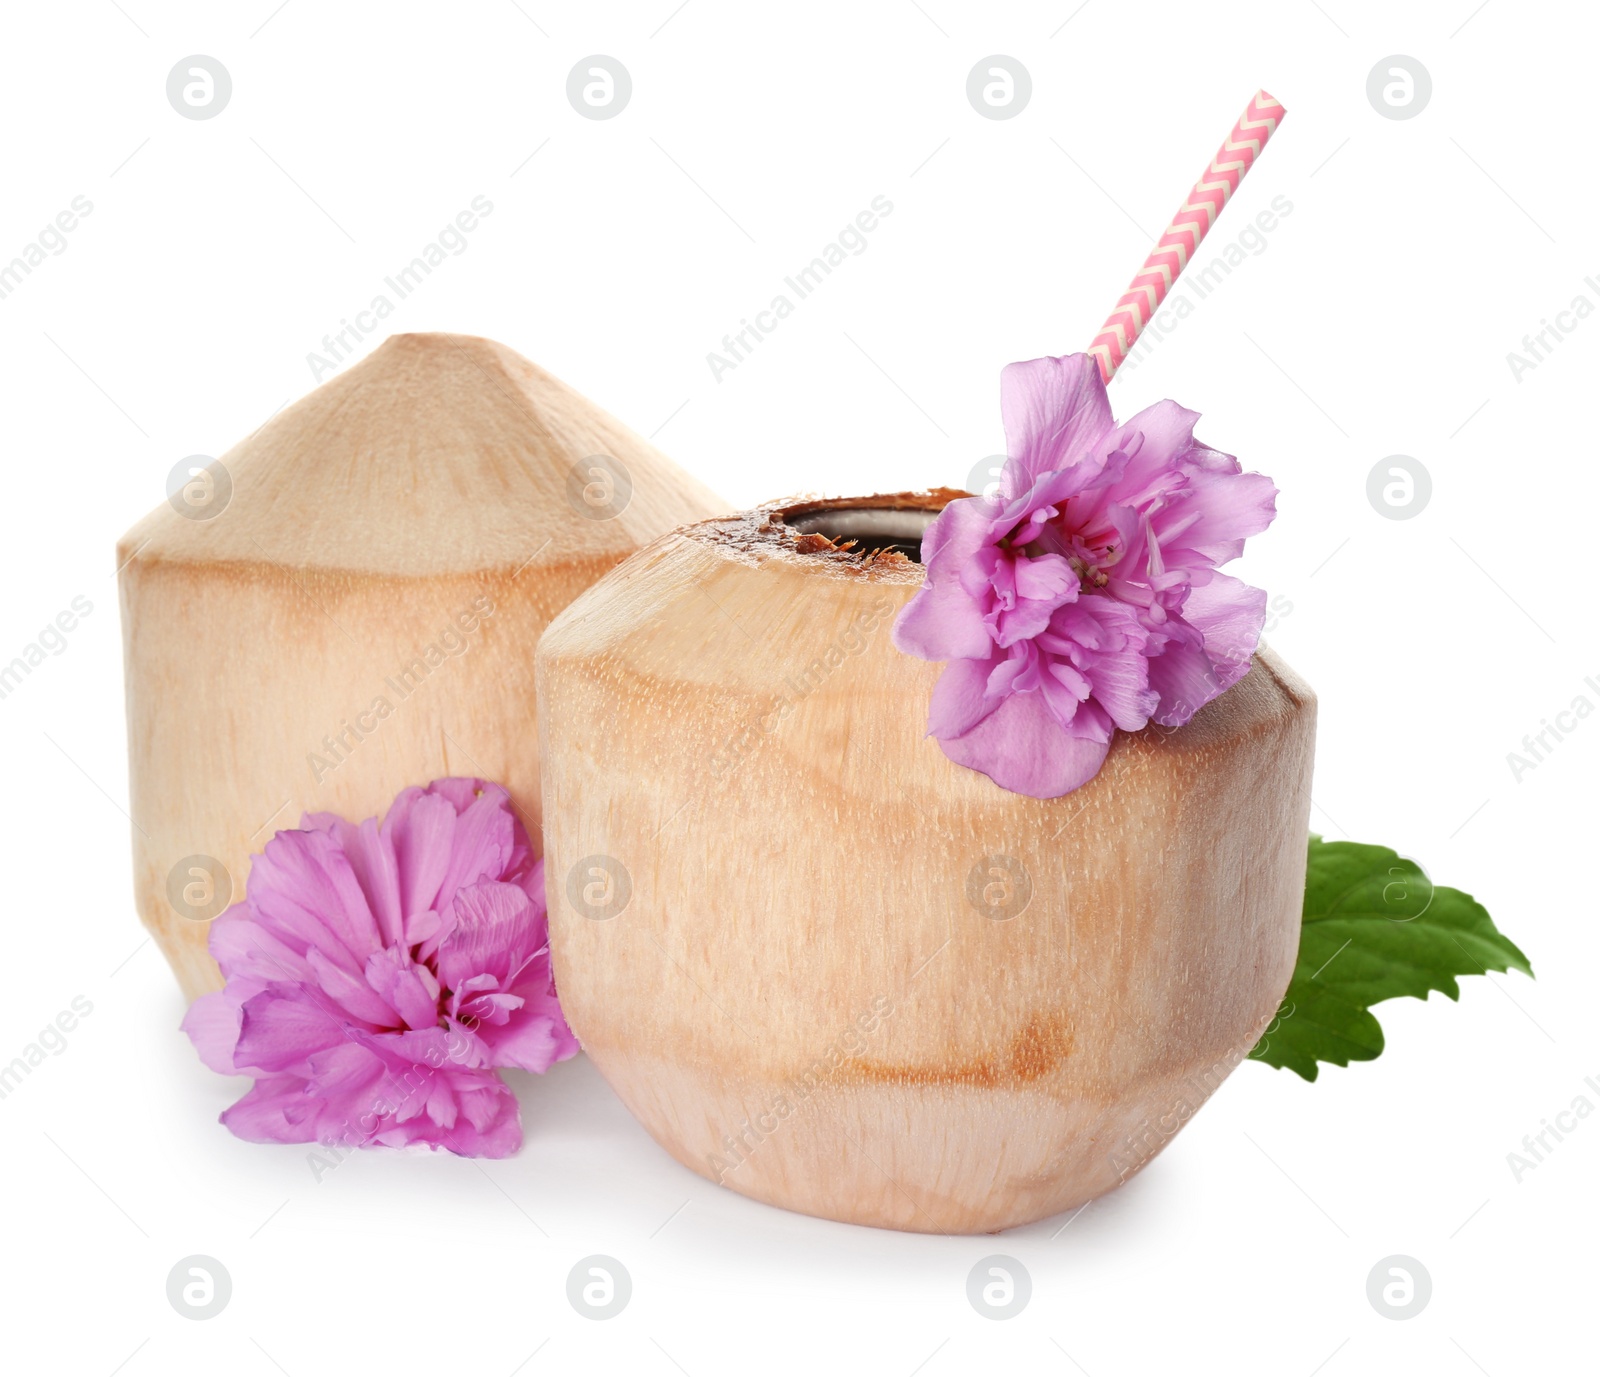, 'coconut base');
585,1051,1268,1233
